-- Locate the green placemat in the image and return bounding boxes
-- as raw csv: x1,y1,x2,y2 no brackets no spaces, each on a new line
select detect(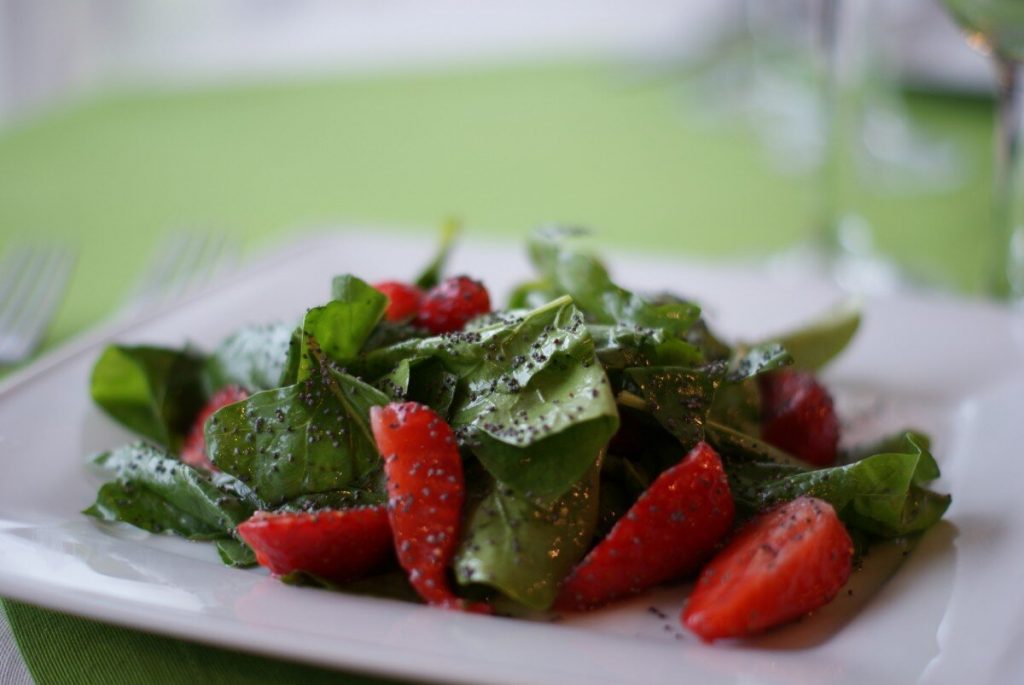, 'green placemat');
4,600,389,685
0,61,995,684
